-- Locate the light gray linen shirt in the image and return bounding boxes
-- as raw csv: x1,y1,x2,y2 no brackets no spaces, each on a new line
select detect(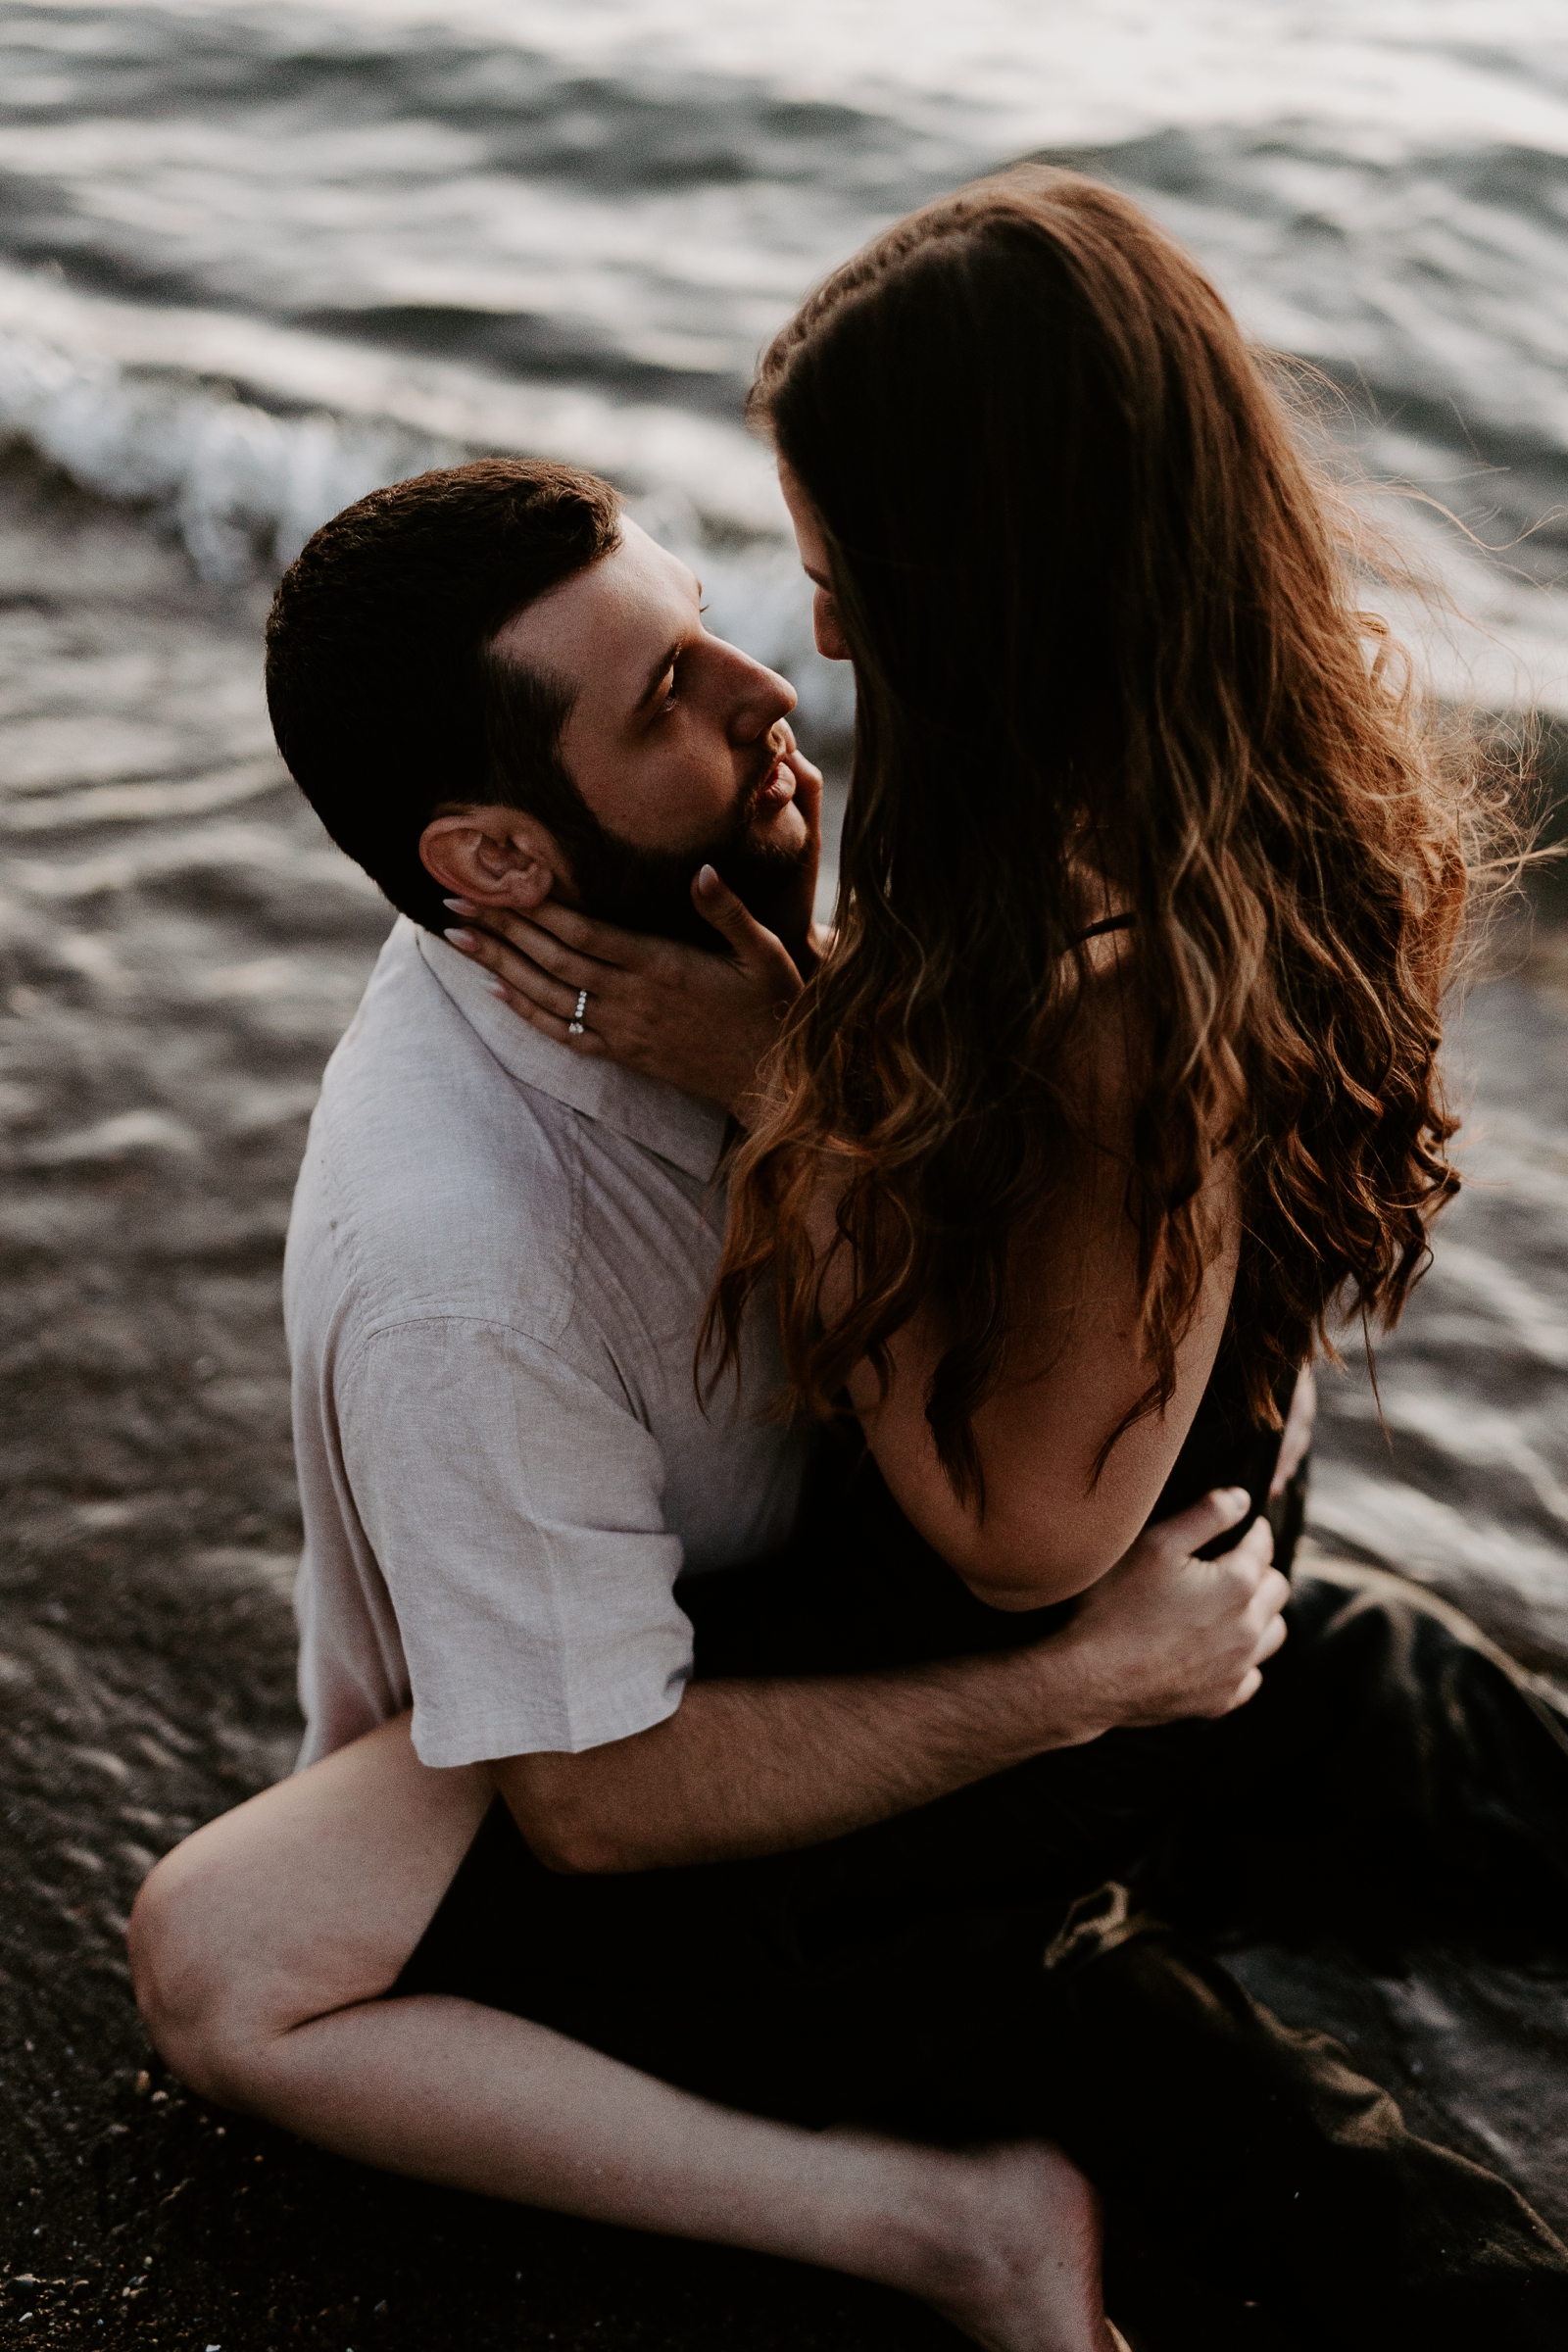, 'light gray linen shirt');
286,916,810,1771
